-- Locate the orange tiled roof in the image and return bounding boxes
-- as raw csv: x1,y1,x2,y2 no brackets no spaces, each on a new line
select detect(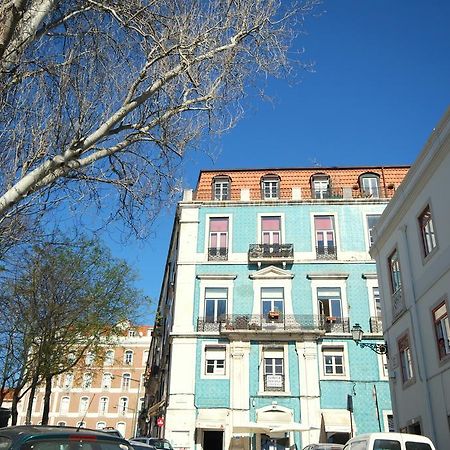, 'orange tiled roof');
194,166,410,201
